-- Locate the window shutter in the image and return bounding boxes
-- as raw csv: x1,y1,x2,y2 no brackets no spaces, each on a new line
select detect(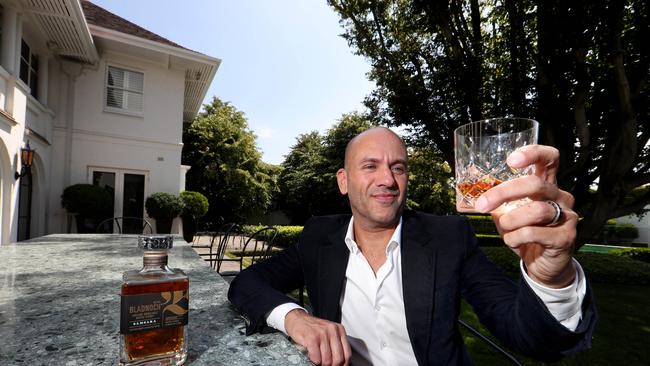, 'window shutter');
106,66,144,113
